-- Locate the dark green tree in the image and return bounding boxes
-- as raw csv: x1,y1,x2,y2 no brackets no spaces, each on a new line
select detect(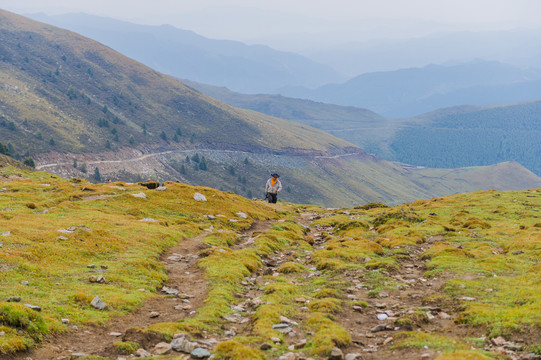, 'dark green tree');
199,157,207,171
23,158,35,168
93,167,101,182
